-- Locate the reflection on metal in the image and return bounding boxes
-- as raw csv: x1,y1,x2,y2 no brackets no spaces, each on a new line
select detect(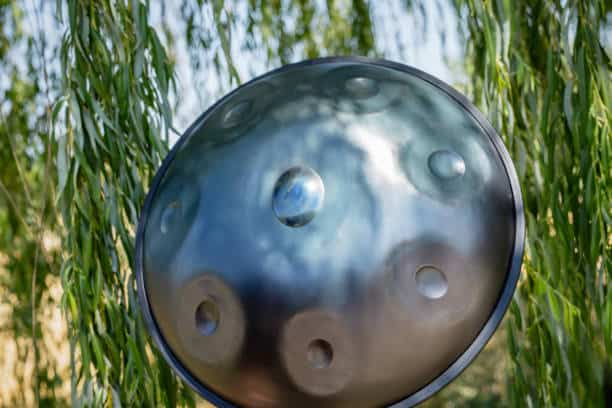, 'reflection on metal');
344,76,379,99
136,57,524,408
415,265,448,300
272,166,325,228
427,150,466,180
